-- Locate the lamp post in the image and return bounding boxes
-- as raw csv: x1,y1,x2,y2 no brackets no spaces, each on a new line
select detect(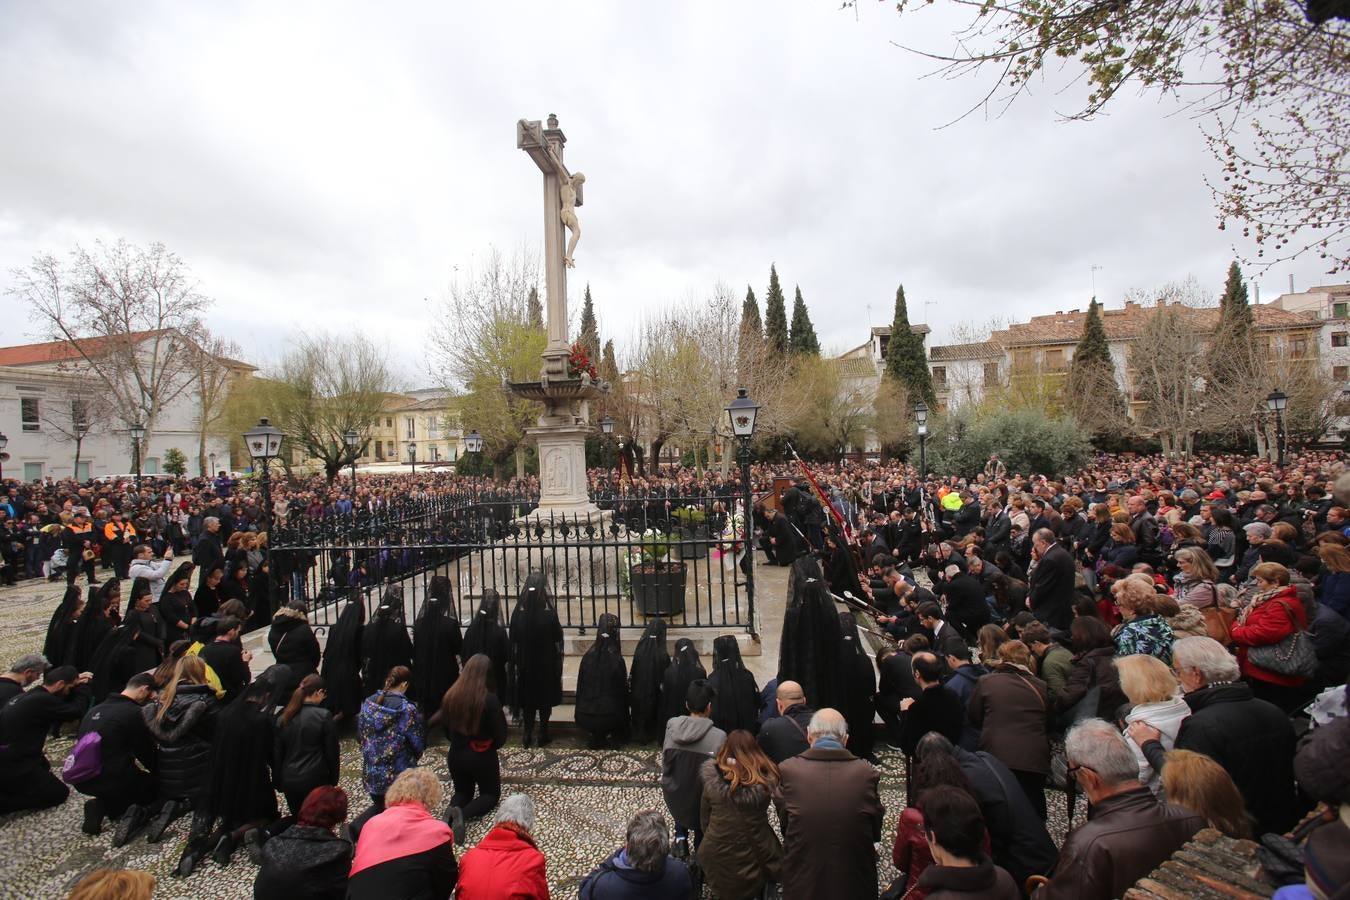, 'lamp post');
244,417,284,604
726,387,760,638
407,441,417,474
1266,390,1288,465
914,401,928,478
344,429,359,487
129,421,146,489
598,415,615,476
208,452,217,477
0,431,7,482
